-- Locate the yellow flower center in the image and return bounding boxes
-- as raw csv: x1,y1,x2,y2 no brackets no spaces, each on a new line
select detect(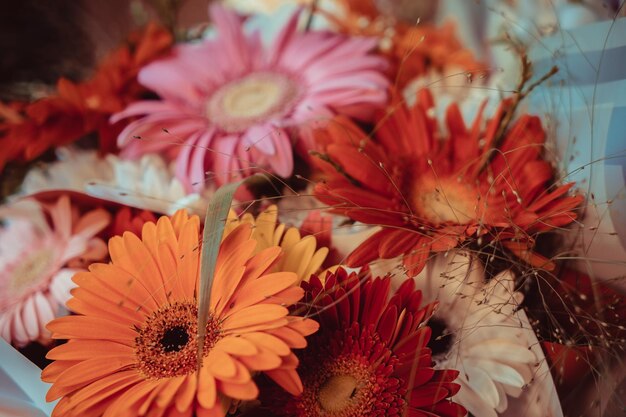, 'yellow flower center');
318,374,359,413
207,72,299,132
300,355,378,416
11,248,55,293
135,301,222,379
410,174,478,225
